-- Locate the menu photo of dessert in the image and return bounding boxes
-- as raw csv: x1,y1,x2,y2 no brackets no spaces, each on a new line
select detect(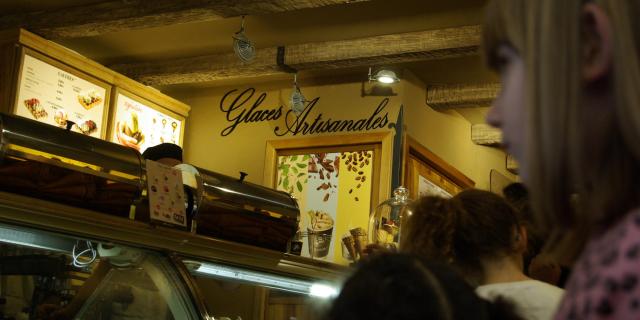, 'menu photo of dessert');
23,98,48,120
112,93,182,153
115,110,145,151
77,90,103,111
